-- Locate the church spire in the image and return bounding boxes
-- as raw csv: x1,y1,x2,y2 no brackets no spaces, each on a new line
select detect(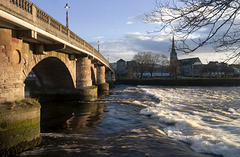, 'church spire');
170,36,178,62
